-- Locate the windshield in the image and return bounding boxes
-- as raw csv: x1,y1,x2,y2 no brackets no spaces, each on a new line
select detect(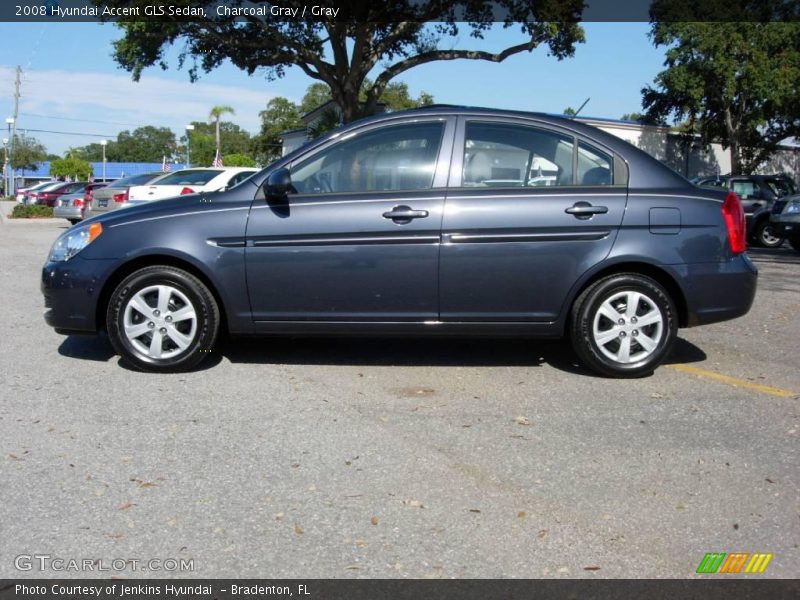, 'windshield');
151,169,223,186
766,177,797,197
